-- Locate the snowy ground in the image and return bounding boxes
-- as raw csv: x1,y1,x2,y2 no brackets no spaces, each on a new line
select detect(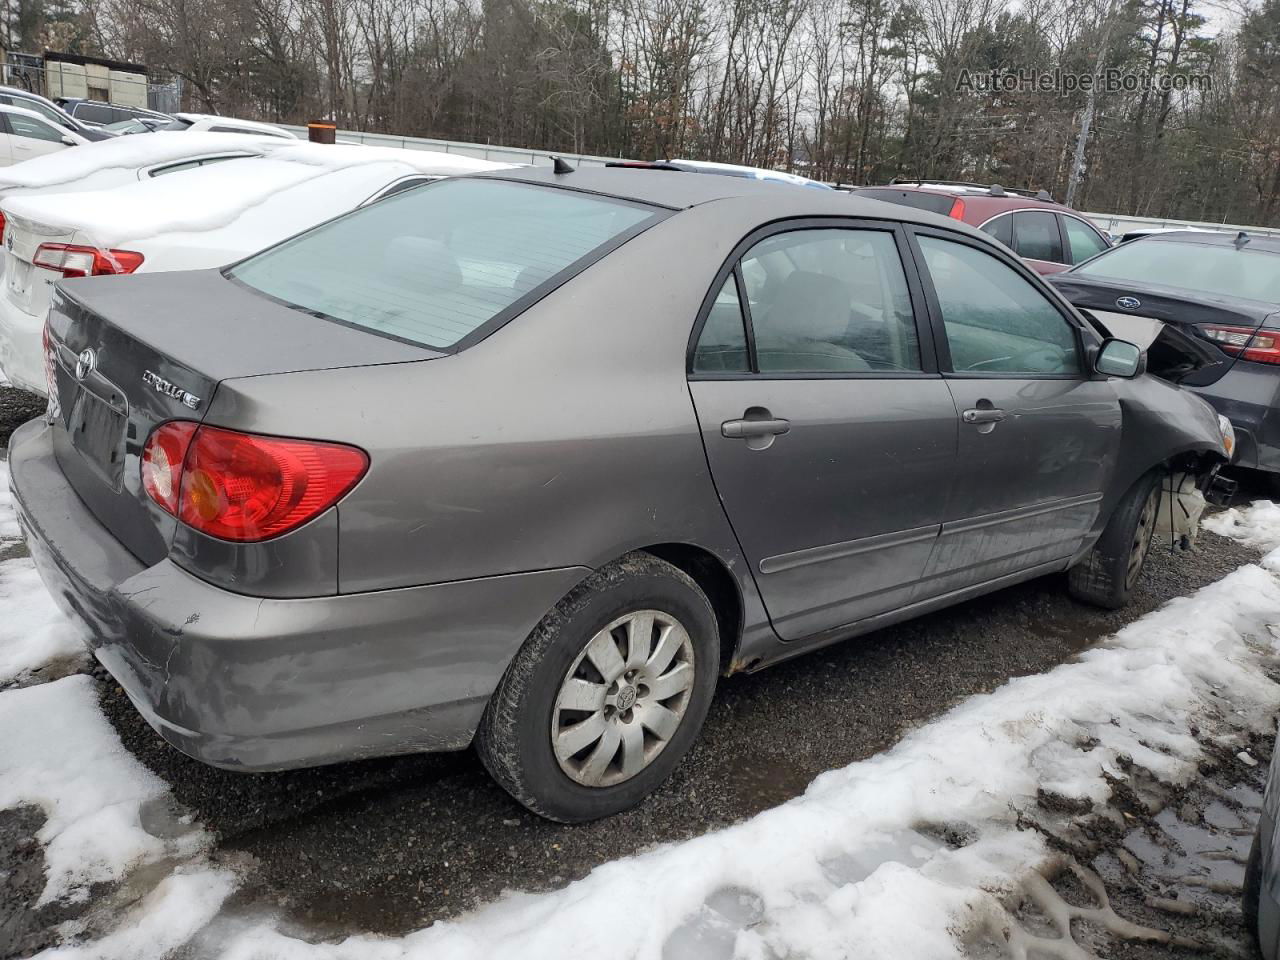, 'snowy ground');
2,478,1280,958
